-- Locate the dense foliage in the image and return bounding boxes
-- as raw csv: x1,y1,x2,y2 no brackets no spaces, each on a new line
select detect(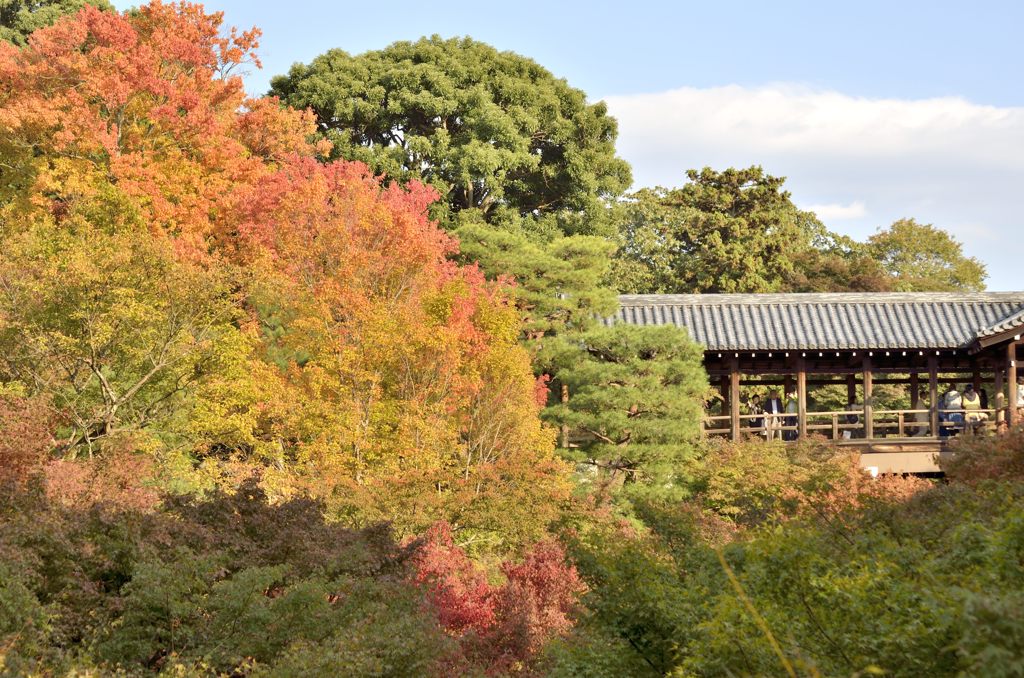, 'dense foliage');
548,436,1024,677
0,0,111,45
0,3,1016,676
0,477,581,675
0,1,569,549
269,35,631,232
613,167,987,294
